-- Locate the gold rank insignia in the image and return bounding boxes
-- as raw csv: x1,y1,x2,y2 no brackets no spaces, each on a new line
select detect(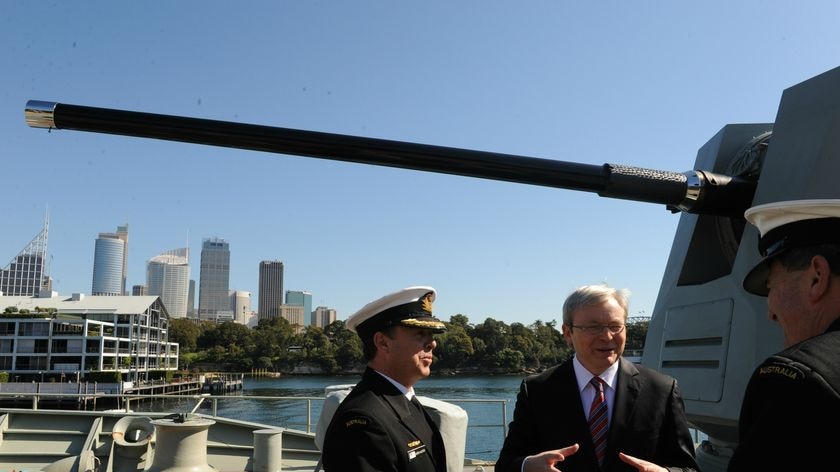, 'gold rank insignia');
421,292,433,313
